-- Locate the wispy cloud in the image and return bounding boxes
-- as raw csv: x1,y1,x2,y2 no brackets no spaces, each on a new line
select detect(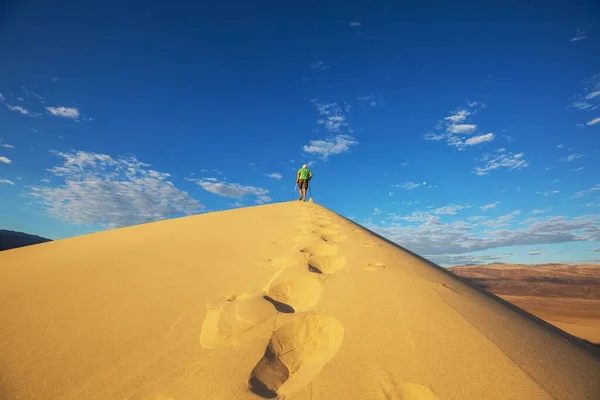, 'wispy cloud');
188,178,271,204
313,101,351,133
557,144,564,149
536,190,560,196
587,117,600,126
562,153,584,162
265,172,282,180
46,106,80,119
481,201,500,211
570,166,584,172
570,73,600,111
529,251,542,256
448,124,477,134
465,133,494,146
303,134,358,160
310,61,330,71
570,28,588,42
1,141,14,148
349,21,361,27
373,208,382,215
7,105,30,115
0,156,12,164
357,95,377,108
531,209,549,215
368,211,600,264
570,183,600,199
474,151,529,175
444,110,470,123
0,179,14,185
398,181,426,190
424,132,445,141
29,150,202,229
